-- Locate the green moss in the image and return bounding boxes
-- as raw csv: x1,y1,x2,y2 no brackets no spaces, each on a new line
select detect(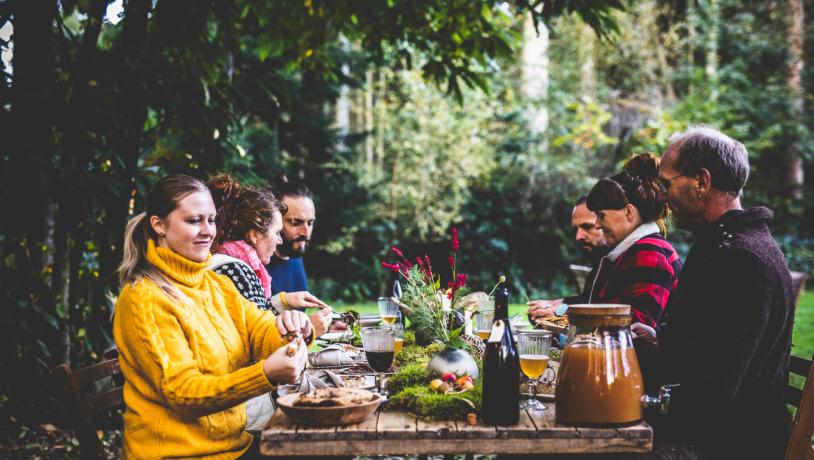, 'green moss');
386,384,482,421
394,342,446,367
386,363,430,394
